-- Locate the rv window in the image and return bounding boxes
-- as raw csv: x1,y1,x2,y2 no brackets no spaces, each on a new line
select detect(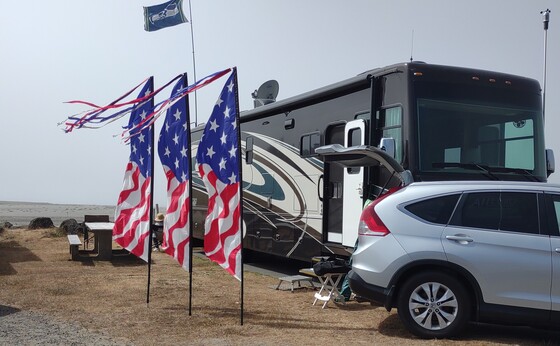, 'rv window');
377,106,403,164
246,136,254,164
355,111,370,121
347,128,362,147
347,128,362,174
300,132,321,157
